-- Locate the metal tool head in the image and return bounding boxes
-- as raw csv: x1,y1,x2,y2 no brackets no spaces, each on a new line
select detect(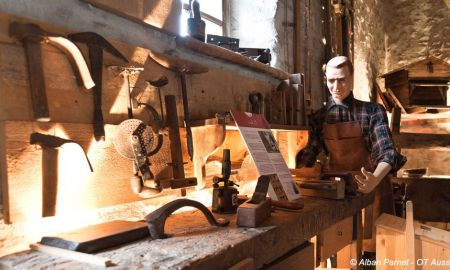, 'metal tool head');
9,22,47,41
147,76,169,88
68,32,128,62
113,119,154,159
108,65,144,75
